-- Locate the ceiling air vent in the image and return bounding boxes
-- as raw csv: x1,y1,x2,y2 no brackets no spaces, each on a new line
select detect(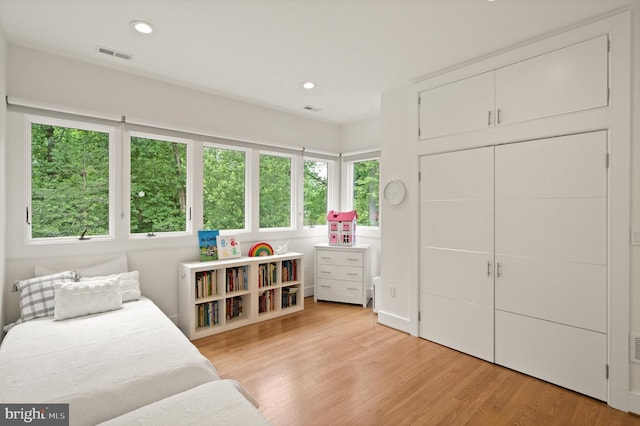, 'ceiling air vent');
303,106,322,112
96,46,133,61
